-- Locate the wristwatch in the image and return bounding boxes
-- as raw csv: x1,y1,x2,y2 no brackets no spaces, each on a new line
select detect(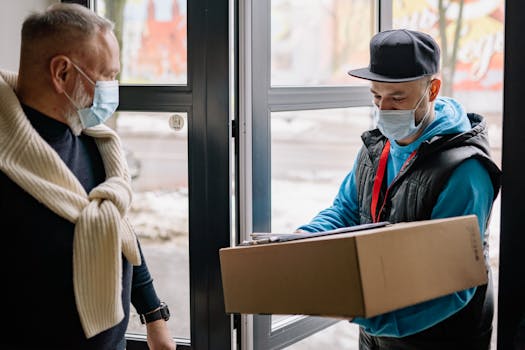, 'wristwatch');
139,302,170,324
